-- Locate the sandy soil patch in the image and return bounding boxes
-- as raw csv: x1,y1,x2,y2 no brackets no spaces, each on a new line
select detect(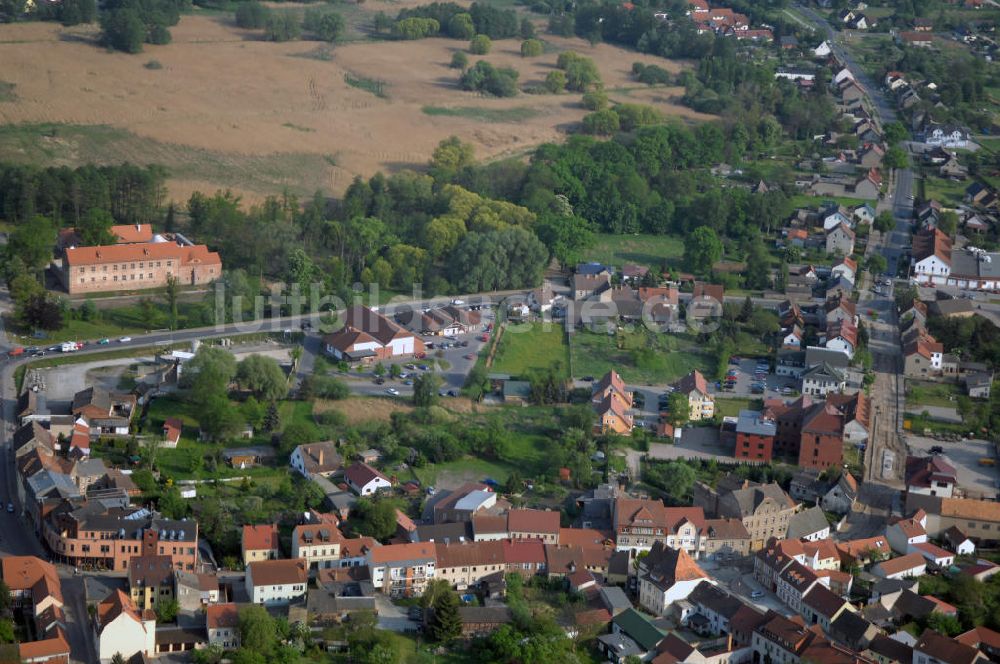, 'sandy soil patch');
0,14,711,199
314,396,413,423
